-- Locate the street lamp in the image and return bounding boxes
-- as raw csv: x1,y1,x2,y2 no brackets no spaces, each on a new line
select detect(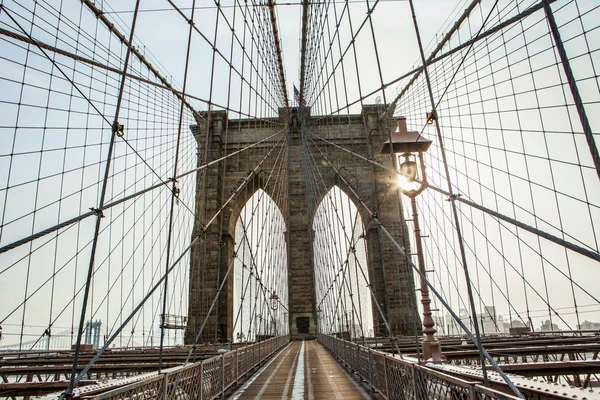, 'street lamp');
381,116,443,363
270,291,279,337
316,306,323,333
270,290,280,311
